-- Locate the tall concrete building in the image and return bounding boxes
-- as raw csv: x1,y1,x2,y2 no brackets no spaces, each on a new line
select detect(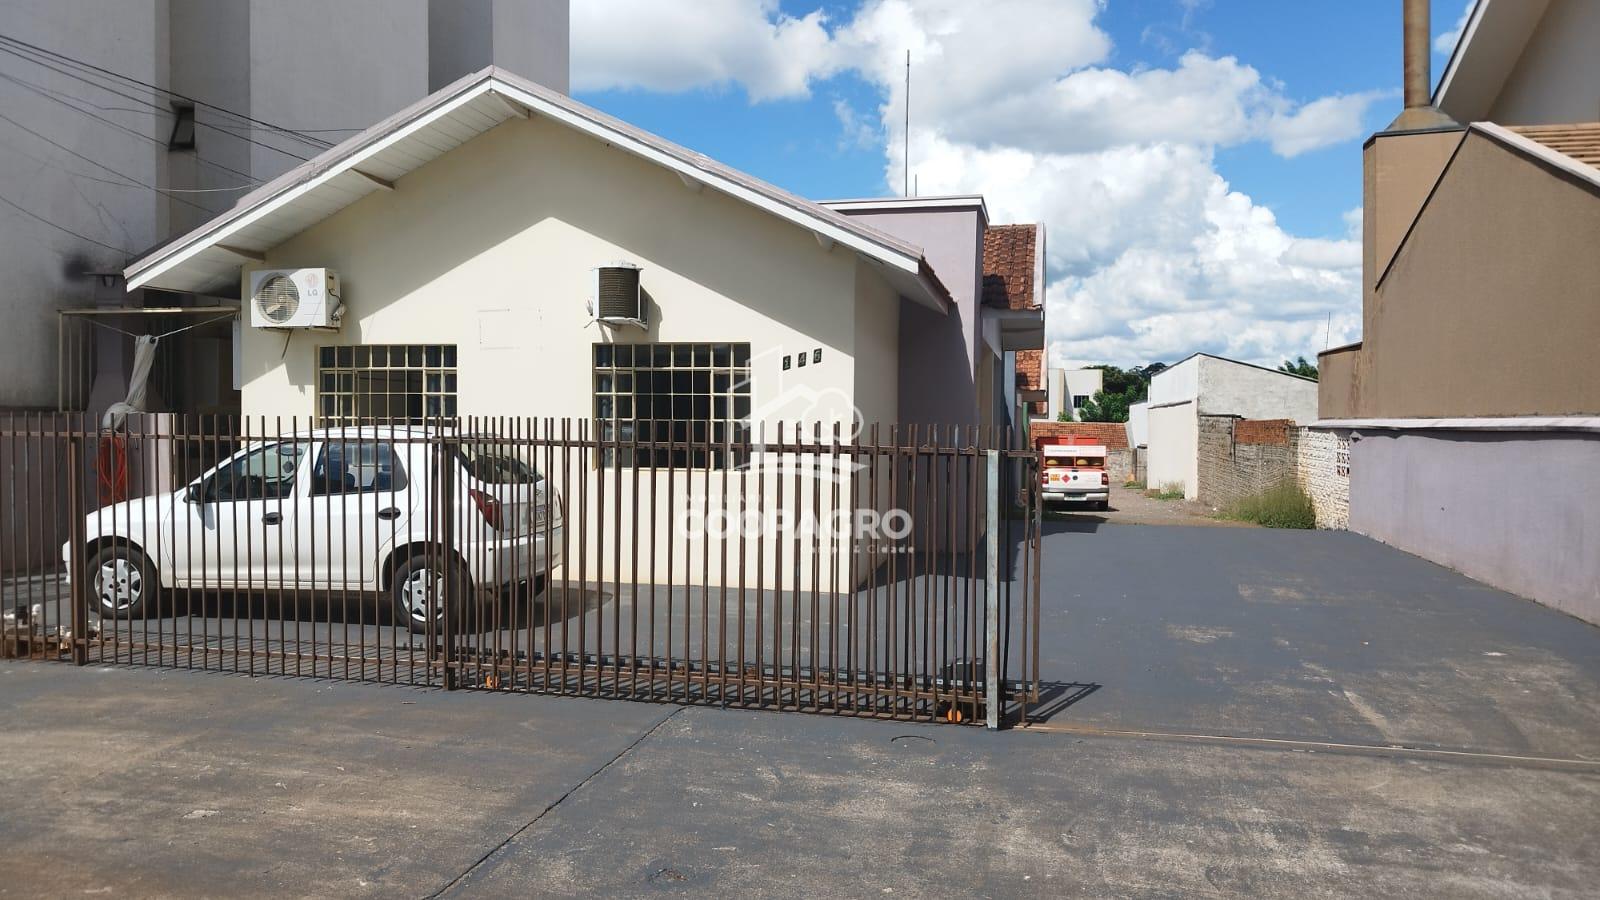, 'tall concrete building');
0,0,568,412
